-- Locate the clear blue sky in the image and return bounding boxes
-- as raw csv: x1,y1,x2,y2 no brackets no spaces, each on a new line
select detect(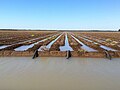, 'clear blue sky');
0,0,120,30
